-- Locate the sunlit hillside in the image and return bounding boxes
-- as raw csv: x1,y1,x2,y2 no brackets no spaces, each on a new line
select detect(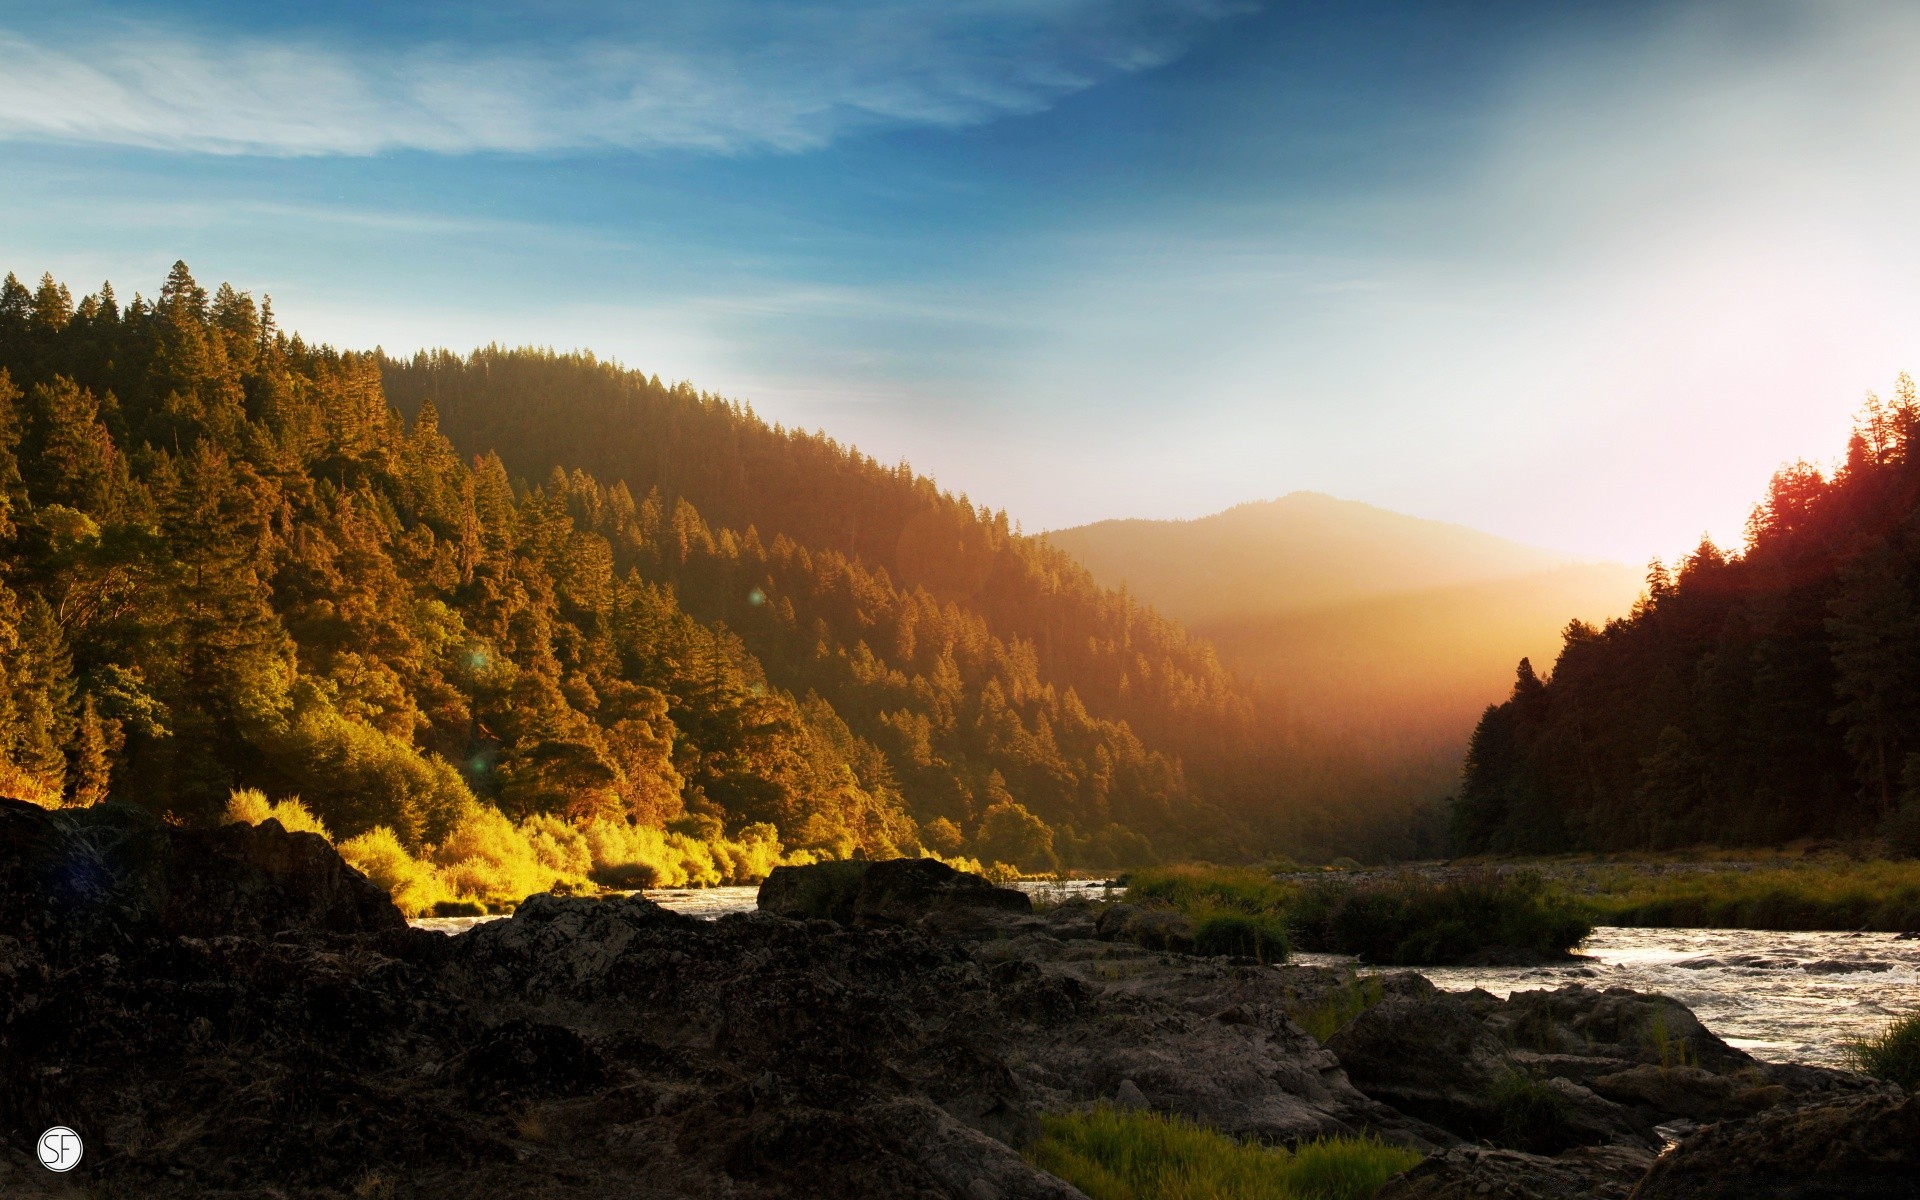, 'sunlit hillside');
0,266,1459,905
